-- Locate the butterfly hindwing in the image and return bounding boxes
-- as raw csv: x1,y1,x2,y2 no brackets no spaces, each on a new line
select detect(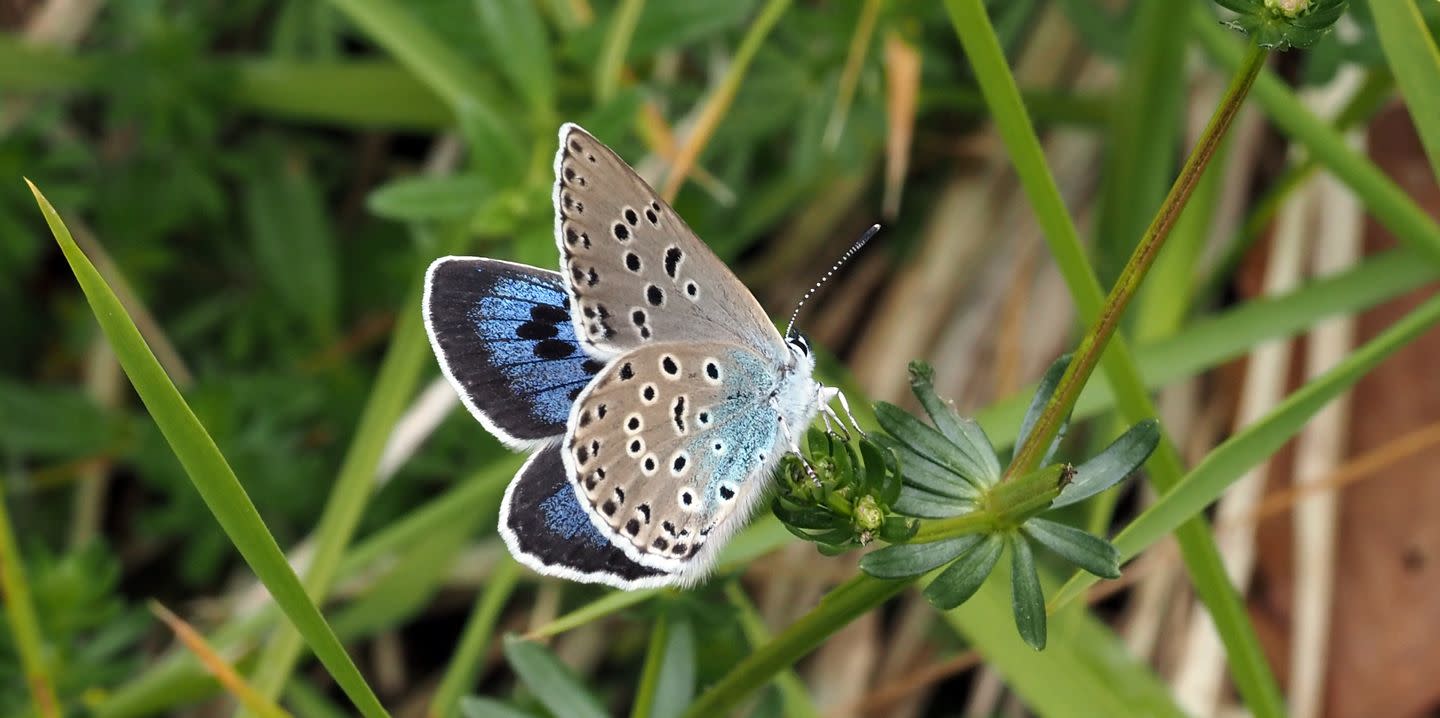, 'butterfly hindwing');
552,124,784,359
424,257,605,448
500,444,678,589
562,342,787,576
